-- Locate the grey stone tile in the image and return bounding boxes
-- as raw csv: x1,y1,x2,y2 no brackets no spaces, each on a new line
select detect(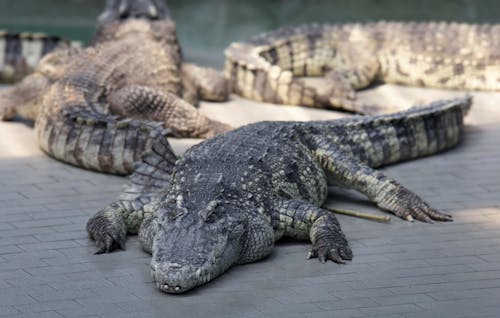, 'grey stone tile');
0,292,36,306
358,304,421,315
316,297,379,311
13,300,83,313
3,312,65,318
0,306,19,316
371,293,434,306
